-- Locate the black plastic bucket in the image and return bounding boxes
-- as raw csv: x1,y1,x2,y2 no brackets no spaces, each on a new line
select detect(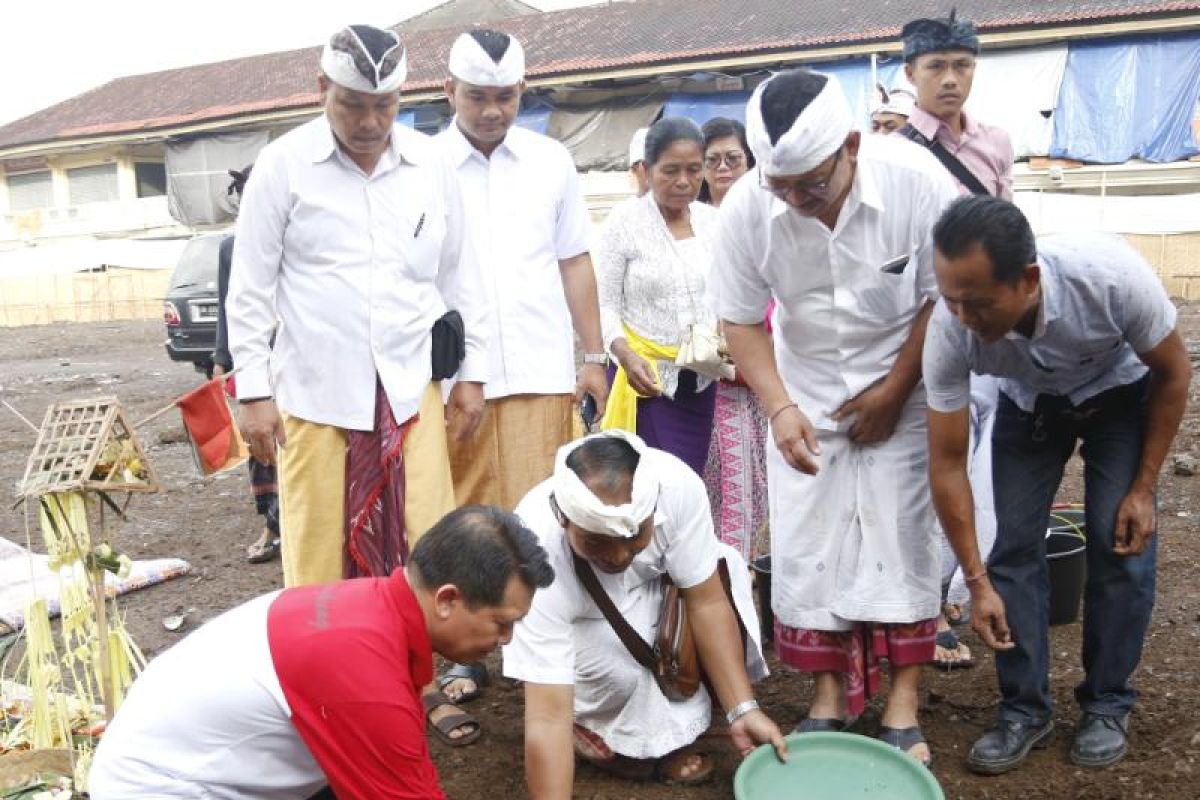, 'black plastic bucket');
751,555,773,644
1046,508,1087,626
